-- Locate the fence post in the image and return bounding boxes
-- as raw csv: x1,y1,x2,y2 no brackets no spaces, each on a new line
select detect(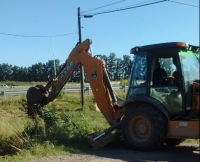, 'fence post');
3,91,6,99
86,87,90,95
123,86,126,93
